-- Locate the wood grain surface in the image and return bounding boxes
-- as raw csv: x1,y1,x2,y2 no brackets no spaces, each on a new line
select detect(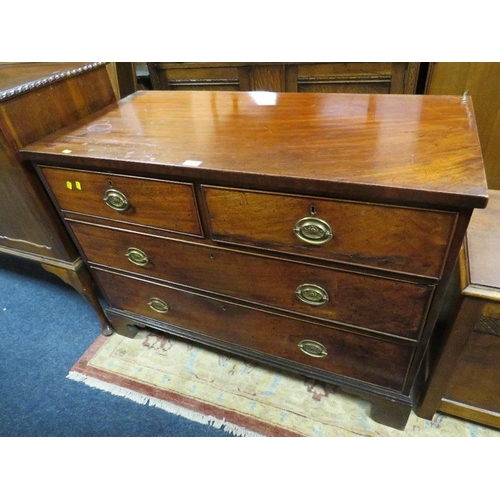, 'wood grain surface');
203,186,457,278
0,62,116,261
94,267,413,391
68,220,433,340
426,62,500,190
21,91,488,209
41,166,202,236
